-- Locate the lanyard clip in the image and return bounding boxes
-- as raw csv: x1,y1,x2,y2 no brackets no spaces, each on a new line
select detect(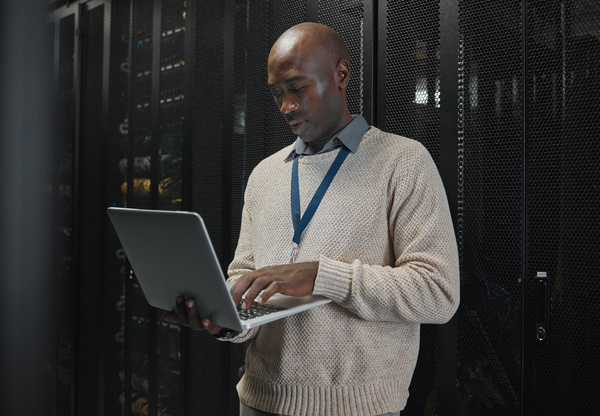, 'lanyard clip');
290,243,299,264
